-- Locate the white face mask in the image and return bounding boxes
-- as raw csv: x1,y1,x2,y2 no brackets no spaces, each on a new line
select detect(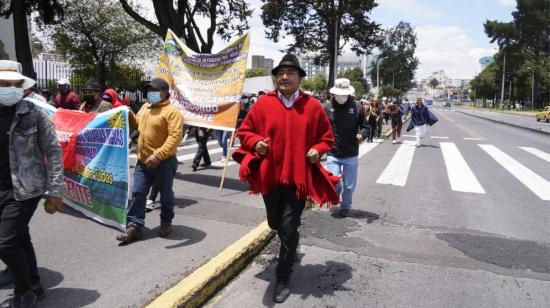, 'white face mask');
0,87,23,107
334,95,348,105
